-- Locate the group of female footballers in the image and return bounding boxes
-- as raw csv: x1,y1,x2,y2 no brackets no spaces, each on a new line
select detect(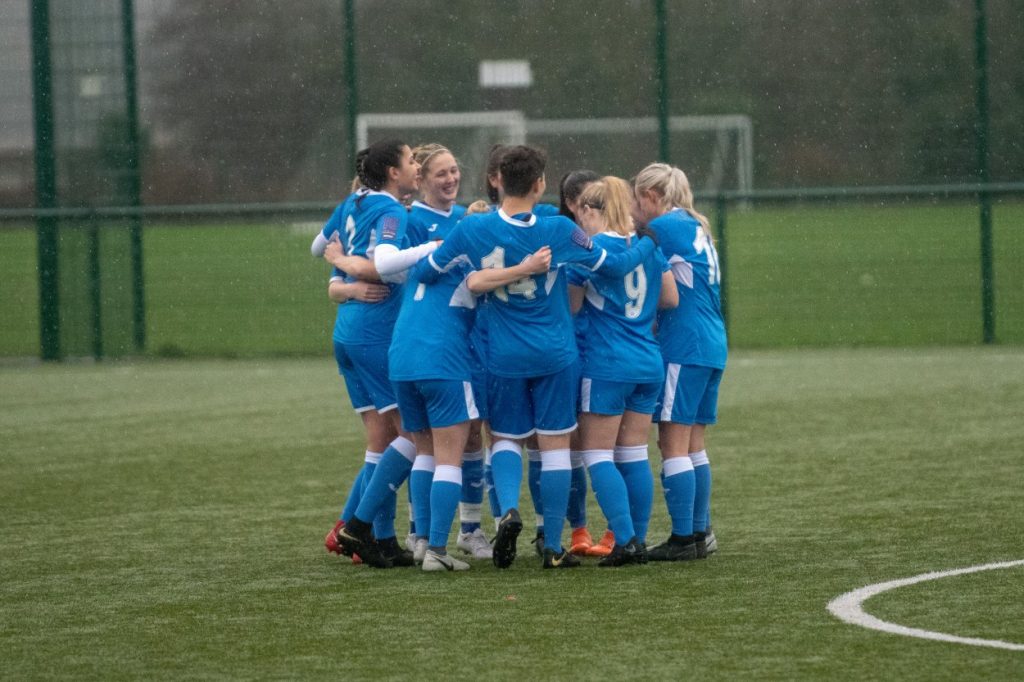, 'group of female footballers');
312,139,726,571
